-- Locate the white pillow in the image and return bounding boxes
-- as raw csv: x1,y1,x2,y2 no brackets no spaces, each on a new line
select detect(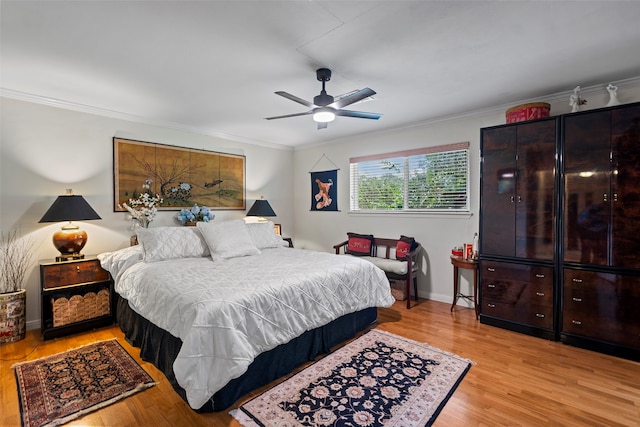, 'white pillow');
247,221,283,249
97,245,143,281
136,226,210,262
197,220,261,261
